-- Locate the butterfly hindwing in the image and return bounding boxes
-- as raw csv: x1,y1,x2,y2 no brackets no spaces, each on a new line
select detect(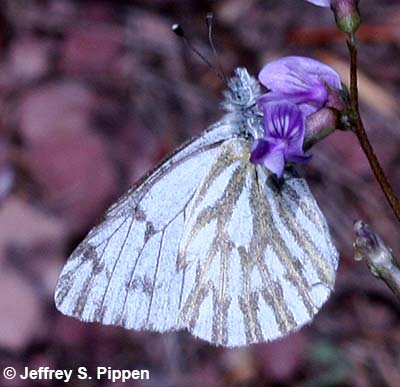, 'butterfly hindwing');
175,137,338,346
